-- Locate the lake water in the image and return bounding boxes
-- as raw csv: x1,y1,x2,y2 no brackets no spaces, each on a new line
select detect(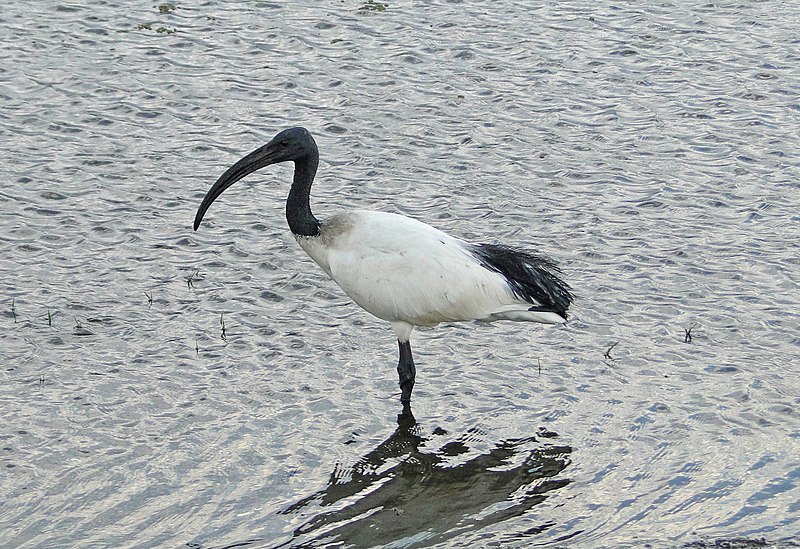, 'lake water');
1,1,799,547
